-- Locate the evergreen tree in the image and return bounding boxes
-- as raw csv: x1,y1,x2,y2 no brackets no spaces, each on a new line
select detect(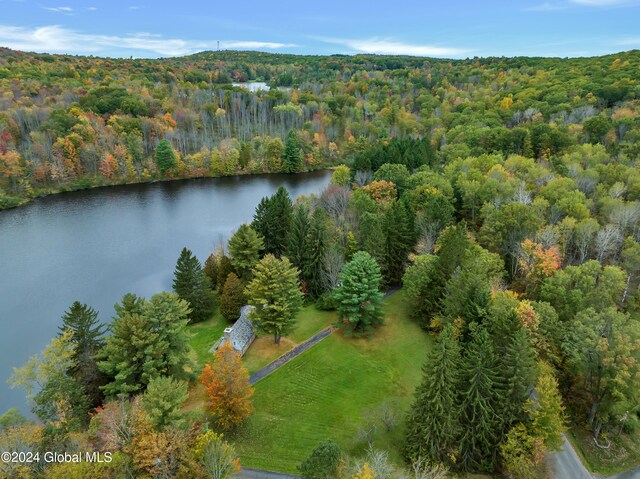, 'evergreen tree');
345,231,358,262
173,247,217,323
141,376,188,431
216,252,235,294
58,301,108,409
228,224,264,281
459,327,501,472
404,325,461,464
220,273,246,322
99,292,193,397
252,187,293,256
381,200,414,284
358,212,385,263
154,139,176,173
245,254,303,344
298,440,341,479
333,251,384,336
288,204,311,273
283,129,303,173
422,223,471,324
203,252,219,290
499,327,537,432
304,207,327,298
239,142,252,169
